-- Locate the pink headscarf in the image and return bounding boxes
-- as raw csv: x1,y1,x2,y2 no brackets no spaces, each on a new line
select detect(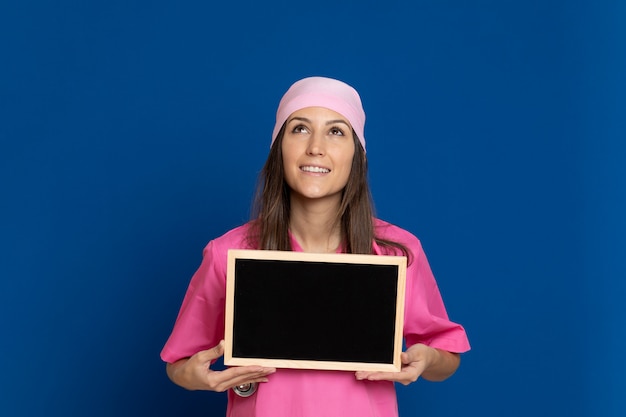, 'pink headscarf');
271,76,366,151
